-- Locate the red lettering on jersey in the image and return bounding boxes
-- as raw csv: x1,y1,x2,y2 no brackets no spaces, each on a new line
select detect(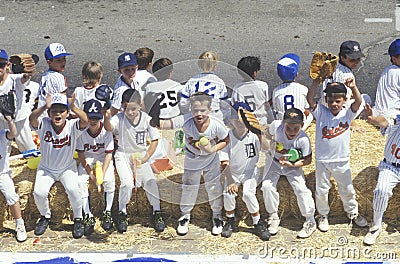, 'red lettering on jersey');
43,131,71,148
83,143,105,152
391,144,397,155
322,121,349,139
